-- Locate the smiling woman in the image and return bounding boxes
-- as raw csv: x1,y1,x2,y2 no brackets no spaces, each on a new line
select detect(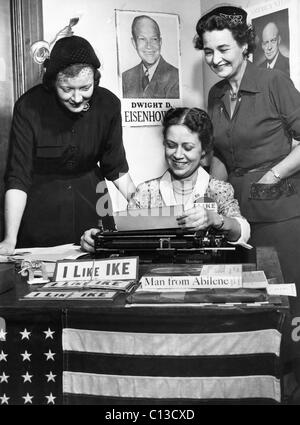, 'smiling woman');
55,65,94,113
80,107,251,253
194,5,300,381
0,35,135,252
